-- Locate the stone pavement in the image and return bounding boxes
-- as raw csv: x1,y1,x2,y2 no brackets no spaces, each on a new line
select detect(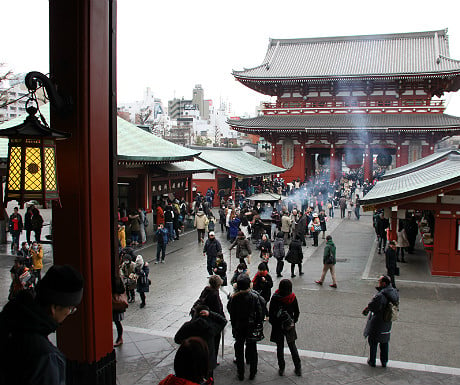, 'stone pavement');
1,207,460,384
